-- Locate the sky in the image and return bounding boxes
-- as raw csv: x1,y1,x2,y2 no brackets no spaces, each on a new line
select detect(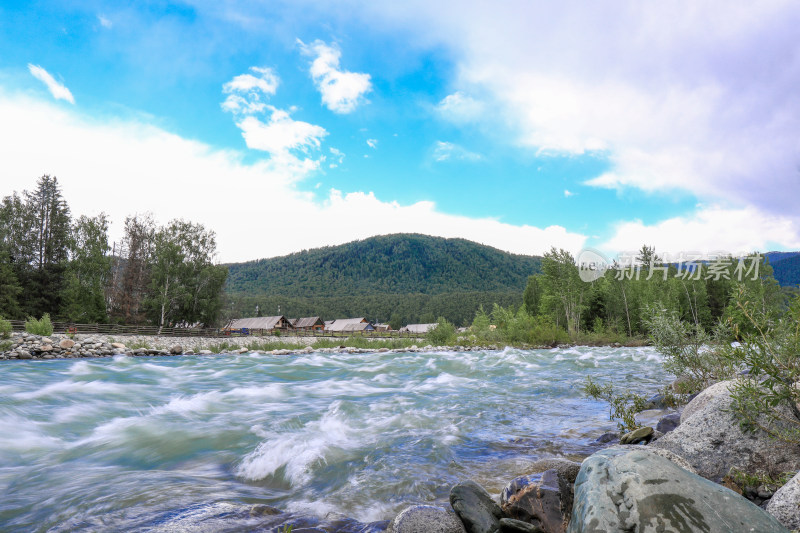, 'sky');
1,1,800,263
